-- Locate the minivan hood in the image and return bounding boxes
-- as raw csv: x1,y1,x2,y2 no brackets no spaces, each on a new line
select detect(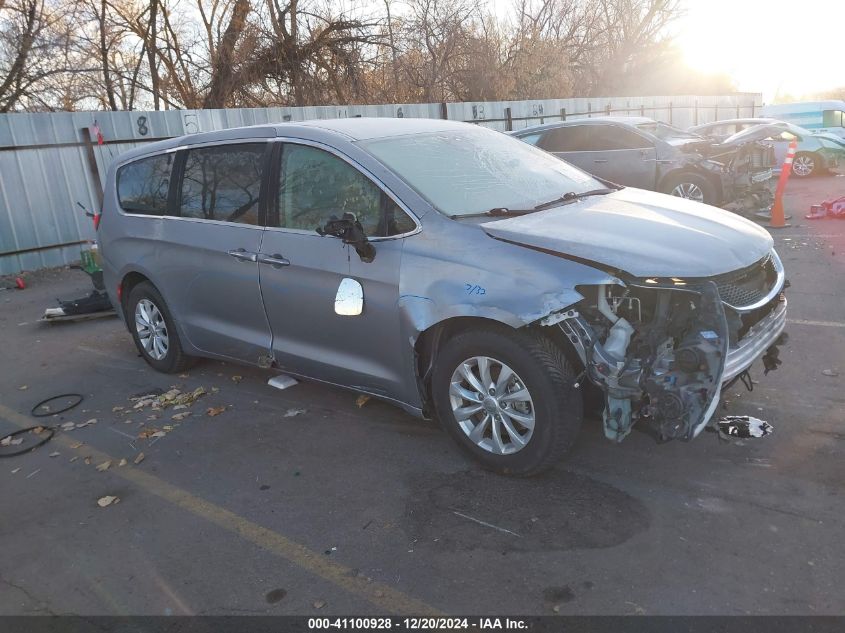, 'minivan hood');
481,187,773,278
